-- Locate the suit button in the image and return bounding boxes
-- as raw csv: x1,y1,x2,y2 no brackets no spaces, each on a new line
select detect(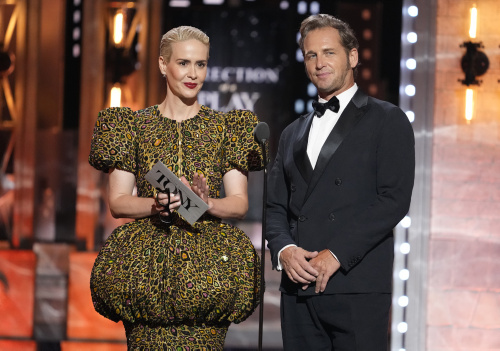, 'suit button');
329,213,335,221
291,185,296,192
335,178,342,186
299,215,307,222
